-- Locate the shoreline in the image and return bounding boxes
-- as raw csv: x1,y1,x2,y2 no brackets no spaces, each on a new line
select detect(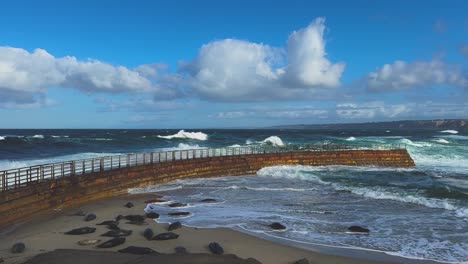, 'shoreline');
0,193,439,264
